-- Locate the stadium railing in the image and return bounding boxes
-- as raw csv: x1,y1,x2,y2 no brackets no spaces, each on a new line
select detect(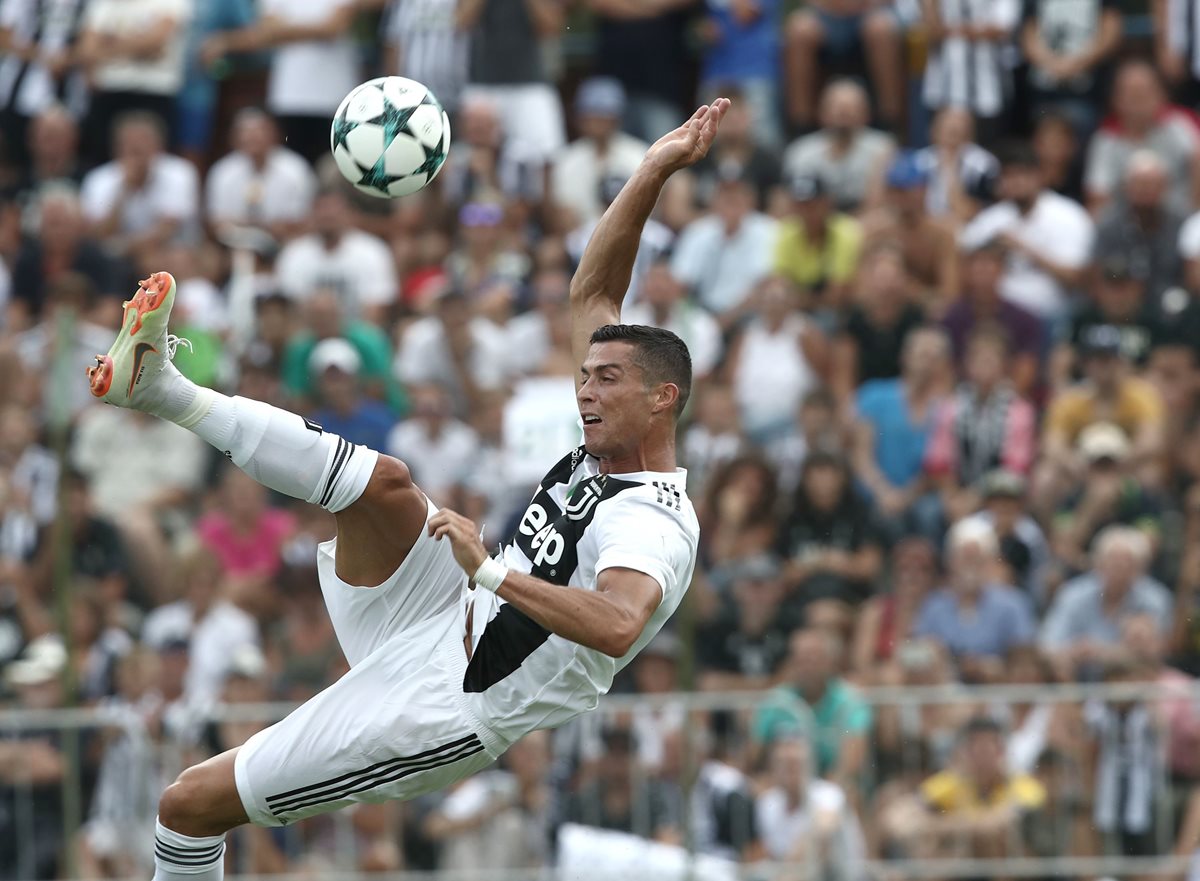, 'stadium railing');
1,680,1197,881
